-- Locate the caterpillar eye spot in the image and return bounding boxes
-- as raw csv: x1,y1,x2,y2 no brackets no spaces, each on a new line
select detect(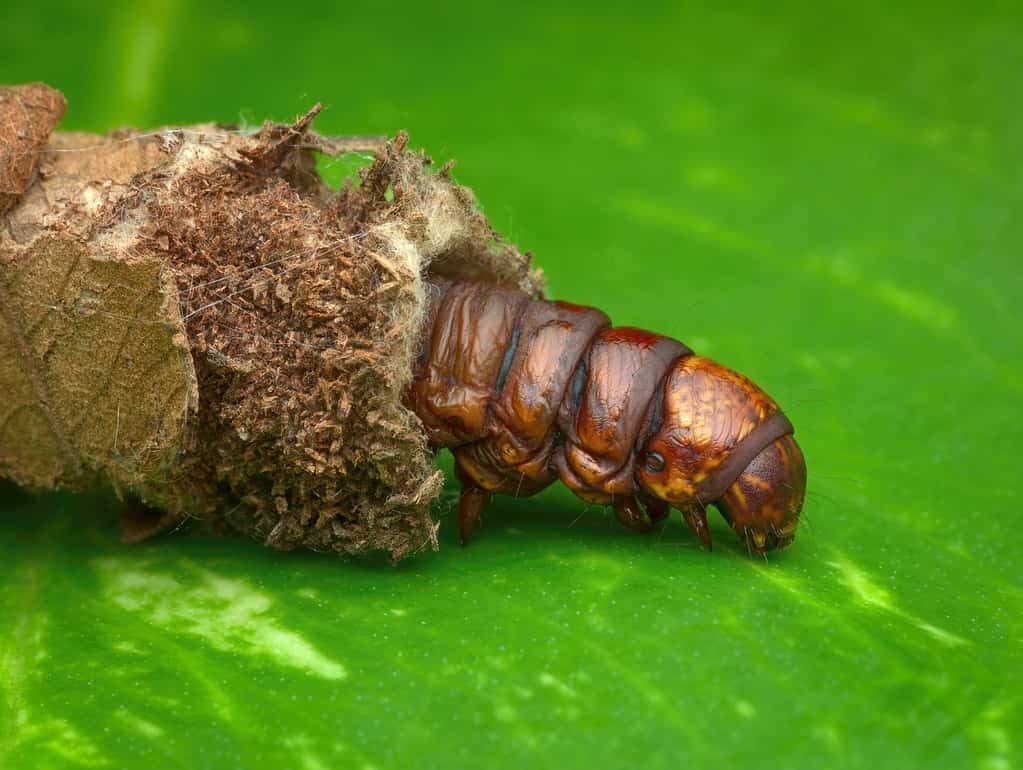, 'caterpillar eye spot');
644,451,665,473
